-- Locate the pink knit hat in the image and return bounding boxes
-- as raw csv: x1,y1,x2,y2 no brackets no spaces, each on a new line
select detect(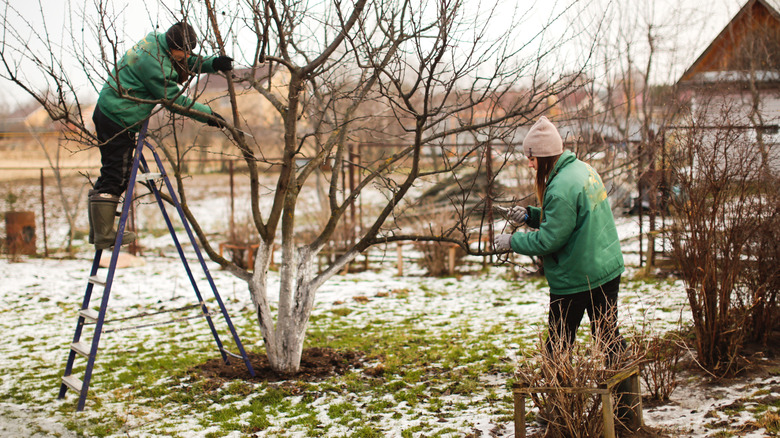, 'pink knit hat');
523,116,563,158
